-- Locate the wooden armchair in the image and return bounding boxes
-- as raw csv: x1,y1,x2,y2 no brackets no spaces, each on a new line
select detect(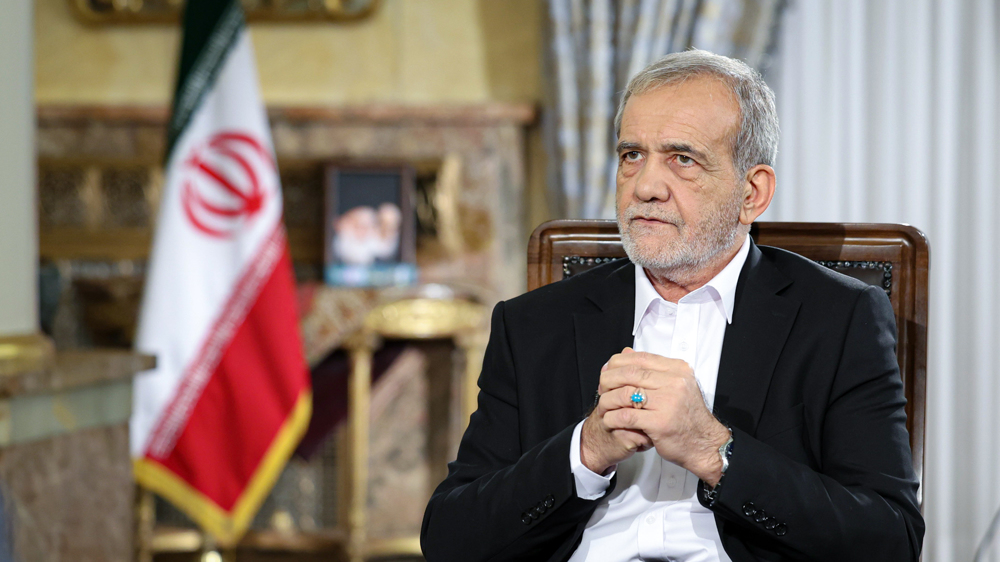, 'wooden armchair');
527,219,929,507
